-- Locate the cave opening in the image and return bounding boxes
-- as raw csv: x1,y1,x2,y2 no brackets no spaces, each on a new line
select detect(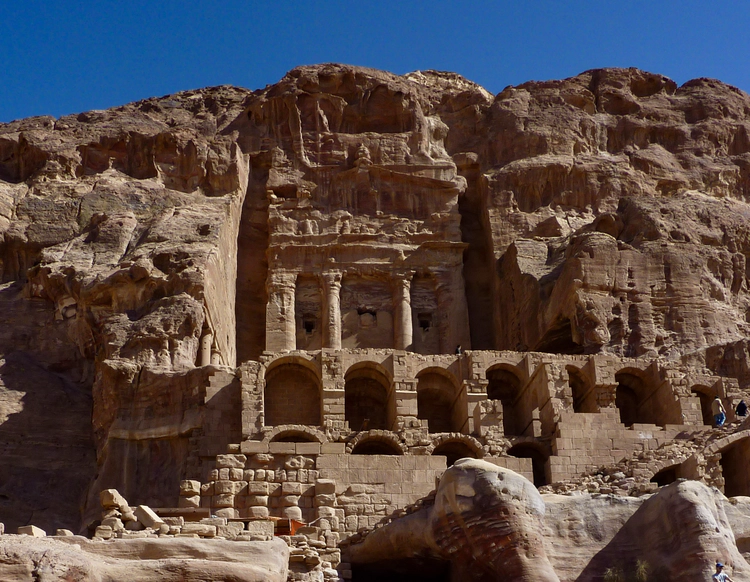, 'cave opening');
351,557,451,582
